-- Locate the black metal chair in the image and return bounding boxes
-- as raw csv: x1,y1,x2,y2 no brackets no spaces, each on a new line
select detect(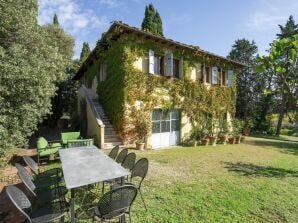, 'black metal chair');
16,163,67,206
128,158,149,211
108,145,120,160
121,153,136,171
23,155,62,179
115,148,128,164
93,185,138,223
15,163,59,189
6,185,67,223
